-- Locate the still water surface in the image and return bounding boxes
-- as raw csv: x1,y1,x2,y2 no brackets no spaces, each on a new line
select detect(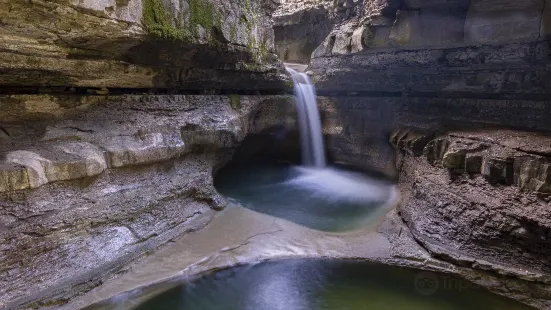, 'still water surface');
215,162,398,232
135,259,533,310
